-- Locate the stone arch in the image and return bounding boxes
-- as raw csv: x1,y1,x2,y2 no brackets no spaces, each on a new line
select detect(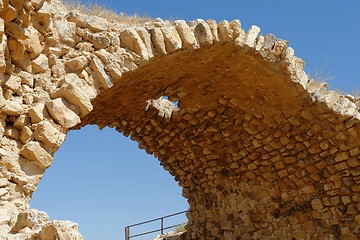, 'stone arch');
0,0,360,239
